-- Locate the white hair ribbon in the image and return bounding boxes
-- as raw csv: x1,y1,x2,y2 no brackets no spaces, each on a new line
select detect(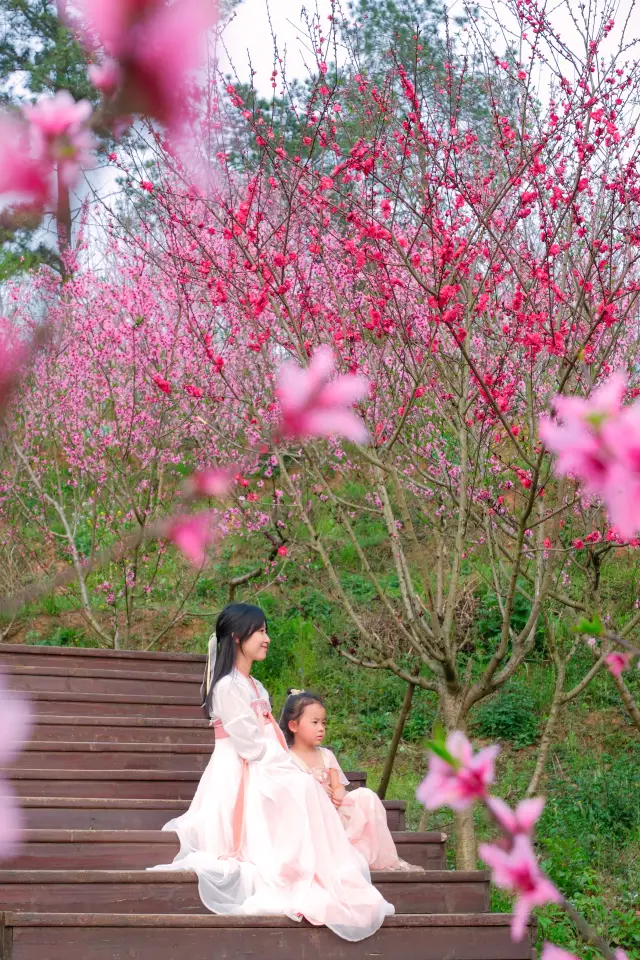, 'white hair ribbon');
205,631,217,701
